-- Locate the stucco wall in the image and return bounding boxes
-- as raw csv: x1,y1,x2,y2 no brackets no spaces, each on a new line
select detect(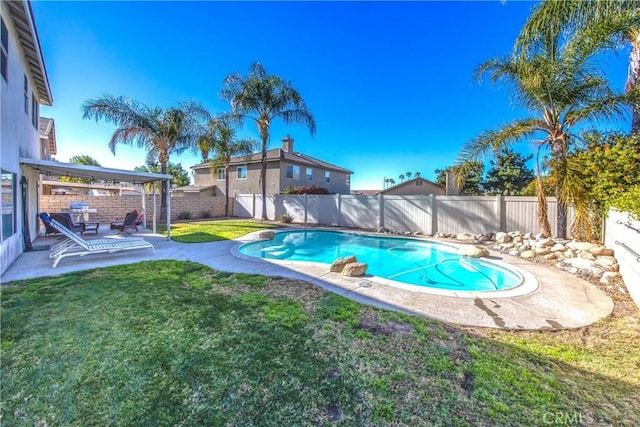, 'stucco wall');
382,179,445,196
278,161,350,194
1,5,43,275
194,161,351,196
